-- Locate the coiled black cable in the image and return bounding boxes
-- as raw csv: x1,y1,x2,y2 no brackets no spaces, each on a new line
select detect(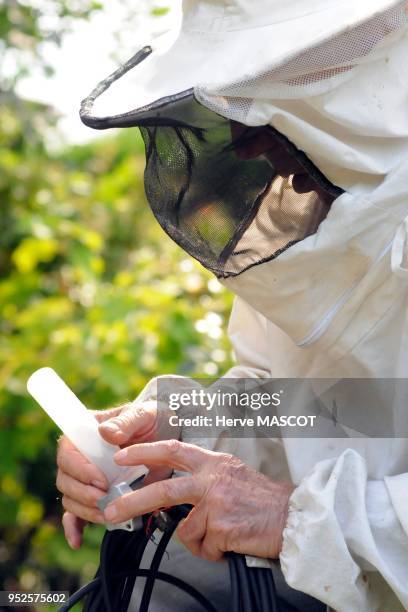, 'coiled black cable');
60,506,280,612
60,570,217,612
118,527,151,612
228,553,241,612
139,520,177,612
